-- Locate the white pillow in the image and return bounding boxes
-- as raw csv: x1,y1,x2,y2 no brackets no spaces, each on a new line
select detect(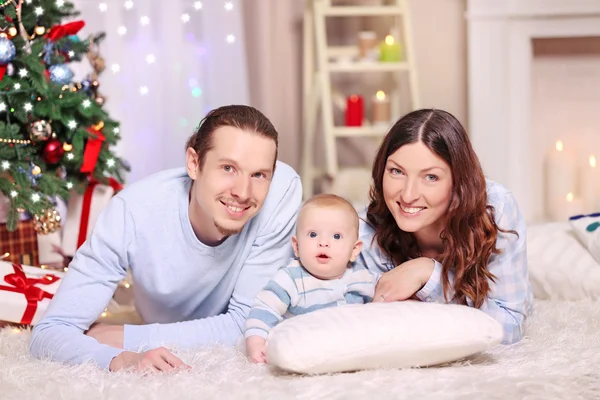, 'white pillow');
527,221,600,300
570,214,600,264
265,301,503,375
